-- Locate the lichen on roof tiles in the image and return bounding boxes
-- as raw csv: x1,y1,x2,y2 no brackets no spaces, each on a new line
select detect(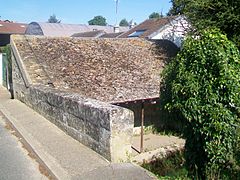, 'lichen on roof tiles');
13,35,176,103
